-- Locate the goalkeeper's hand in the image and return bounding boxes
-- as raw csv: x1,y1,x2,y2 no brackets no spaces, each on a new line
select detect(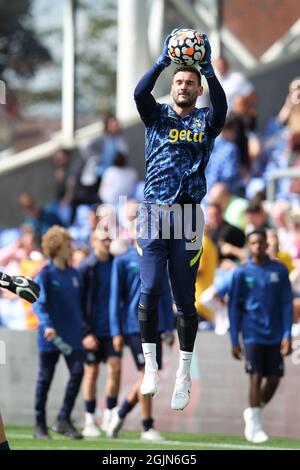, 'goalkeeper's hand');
156,28,180,68
198,33,214,78
0,273,40,303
